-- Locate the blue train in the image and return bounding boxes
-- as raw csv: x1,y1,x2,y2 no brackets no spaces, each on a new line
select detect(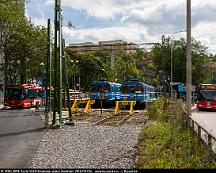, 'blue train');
121,79,156,103
89,79,156,107
89,80,121,106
